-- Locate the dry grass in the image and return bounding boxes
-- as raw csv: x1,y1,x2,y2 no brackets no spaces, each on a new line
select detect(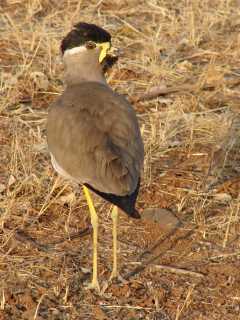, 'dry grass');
1,0,240,319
